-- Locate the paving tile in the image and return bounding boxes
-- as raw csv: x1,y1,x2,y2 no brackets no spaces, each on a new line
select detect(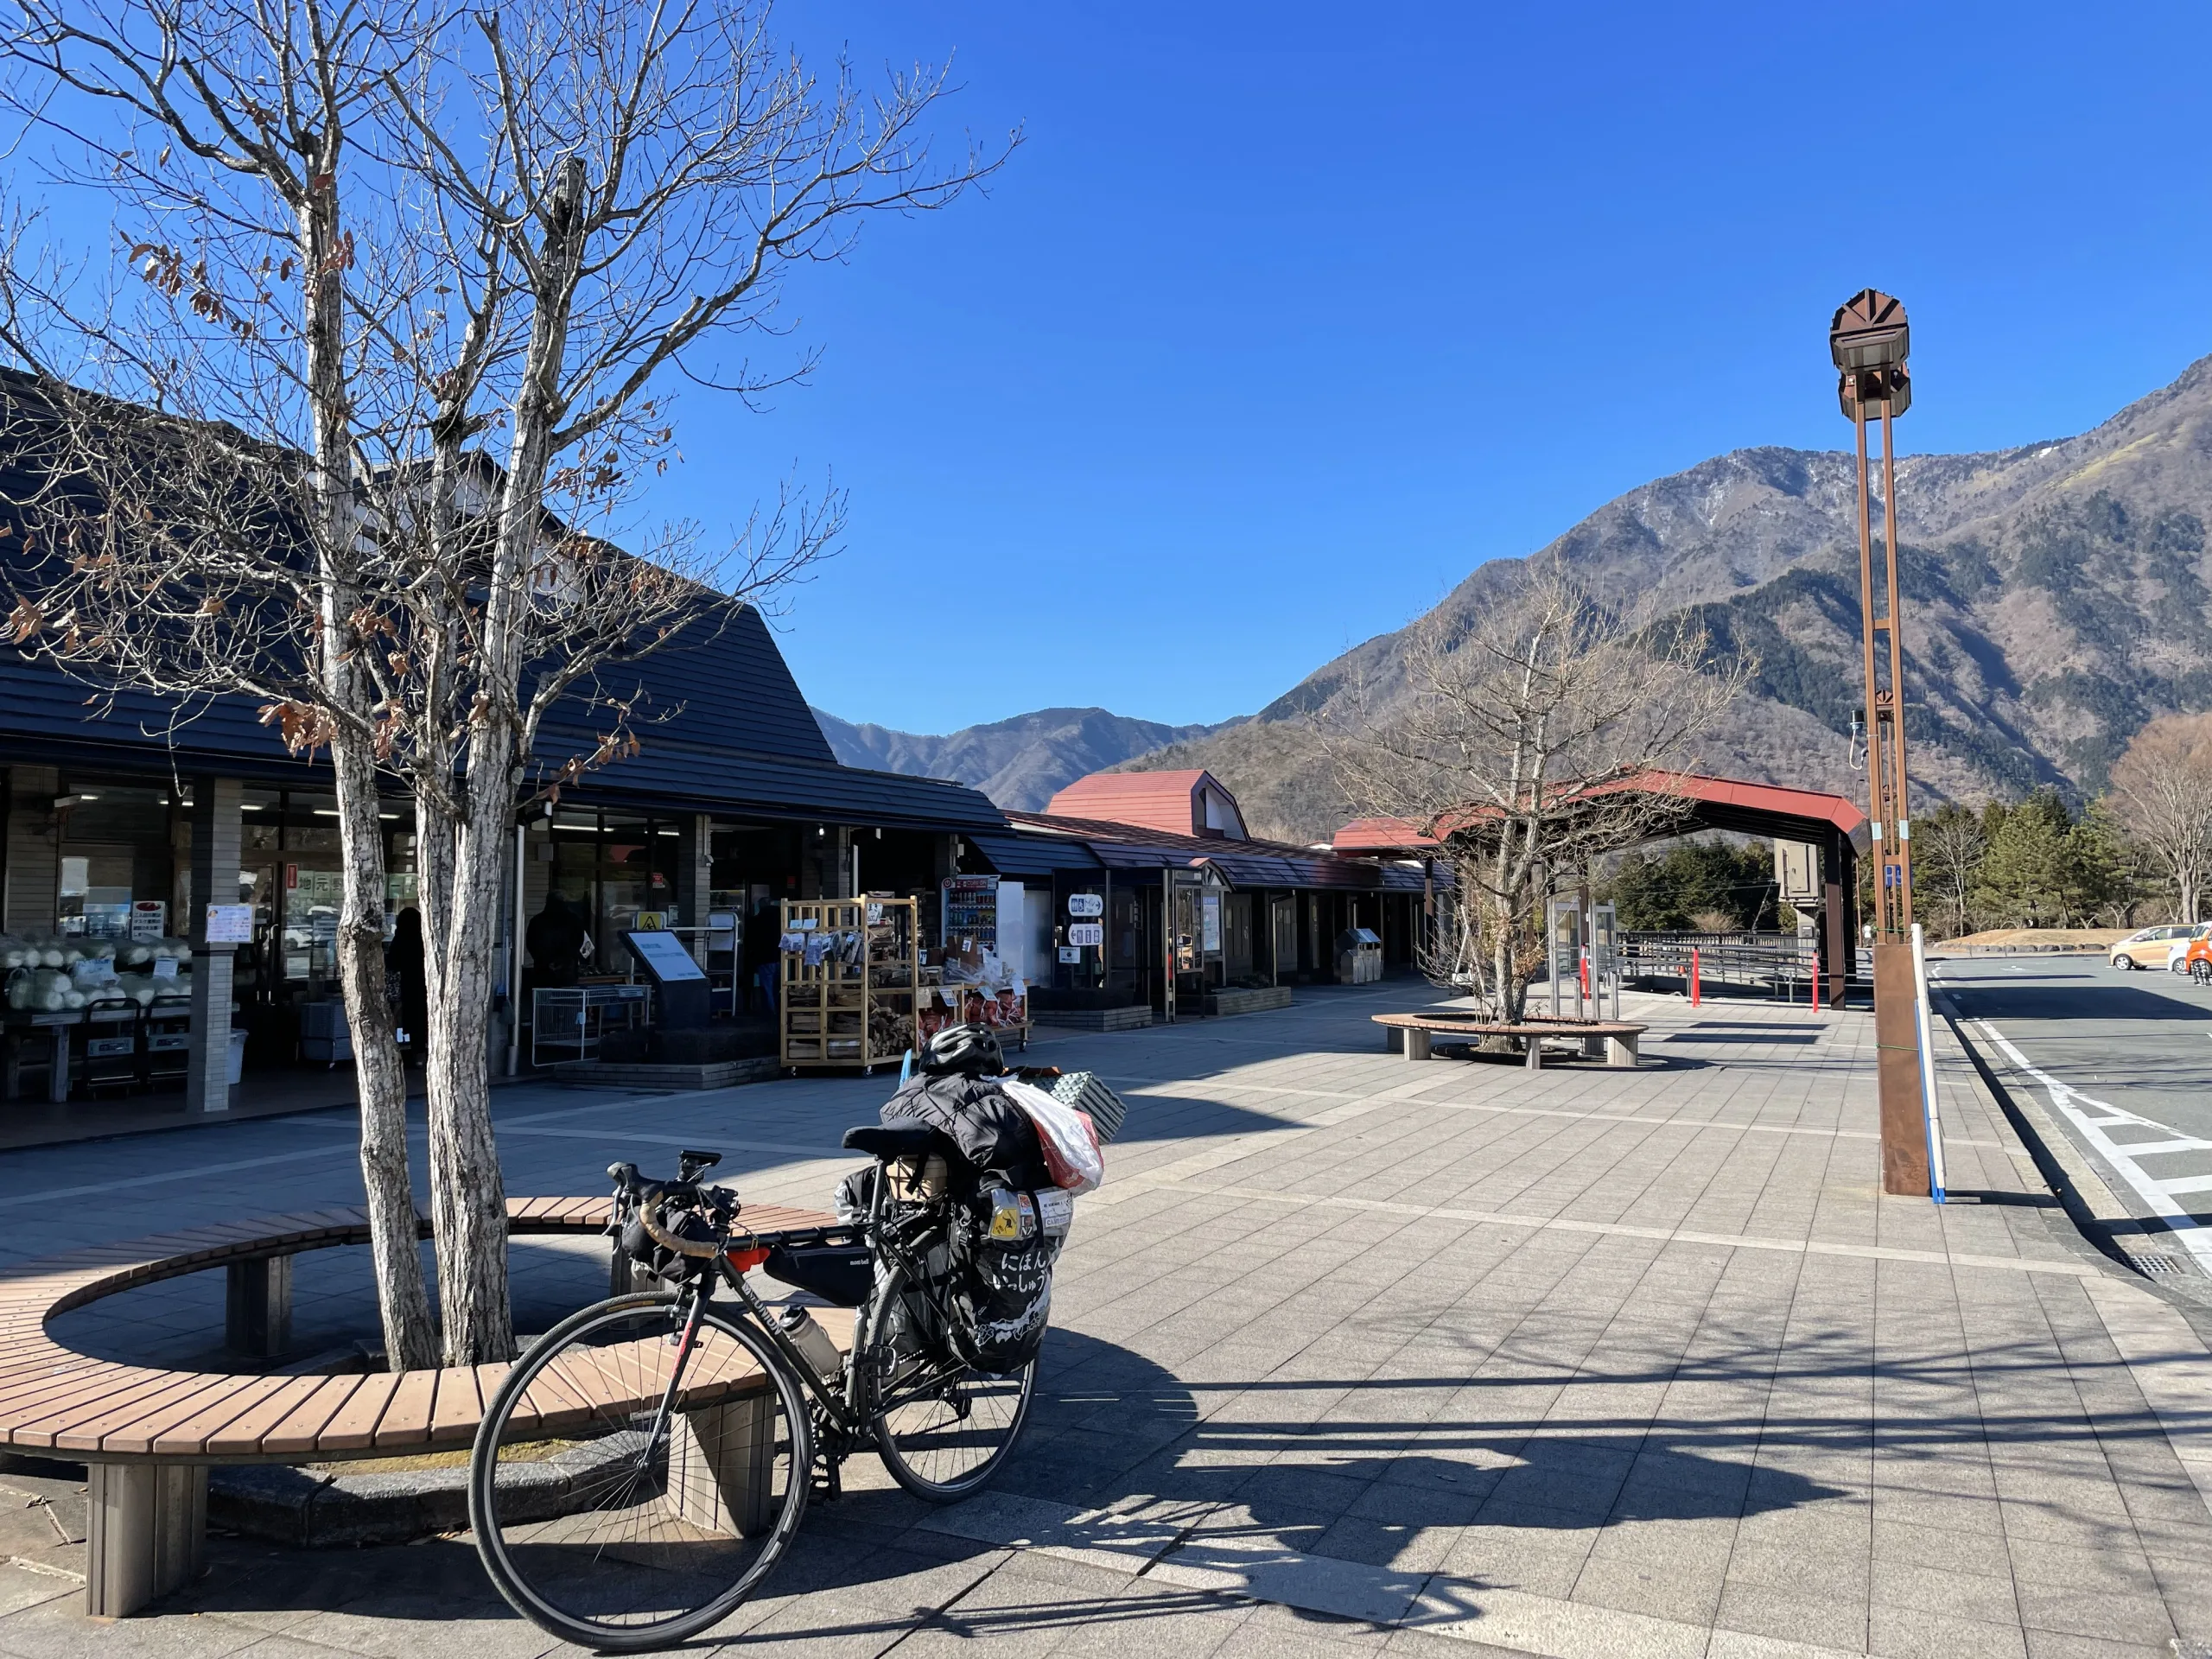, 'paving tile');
1866,1601,2028,1658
